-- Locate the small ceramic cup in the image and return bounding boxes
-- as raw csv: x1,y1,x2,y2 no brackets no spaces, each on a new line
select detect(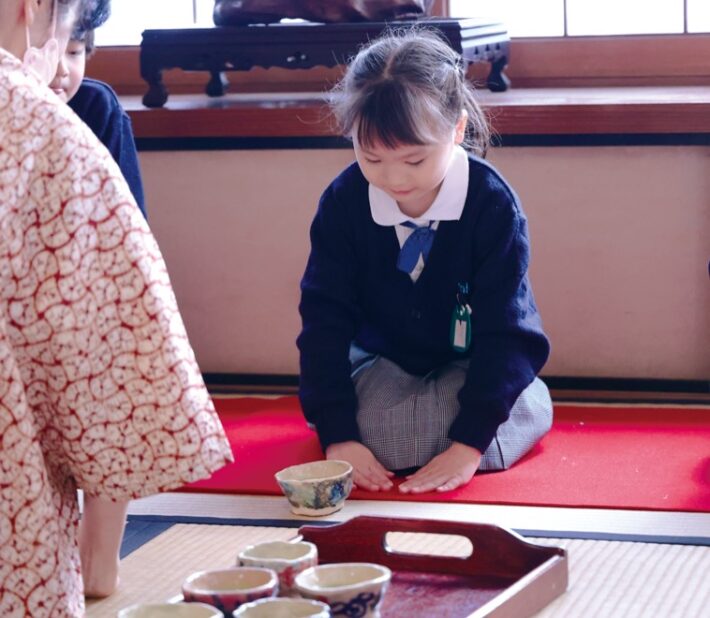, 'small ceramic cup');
237,540,318,596
182,567,278,615
294,563,391,618
232,597,331,617
117,602,222,617
274,460,353,516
